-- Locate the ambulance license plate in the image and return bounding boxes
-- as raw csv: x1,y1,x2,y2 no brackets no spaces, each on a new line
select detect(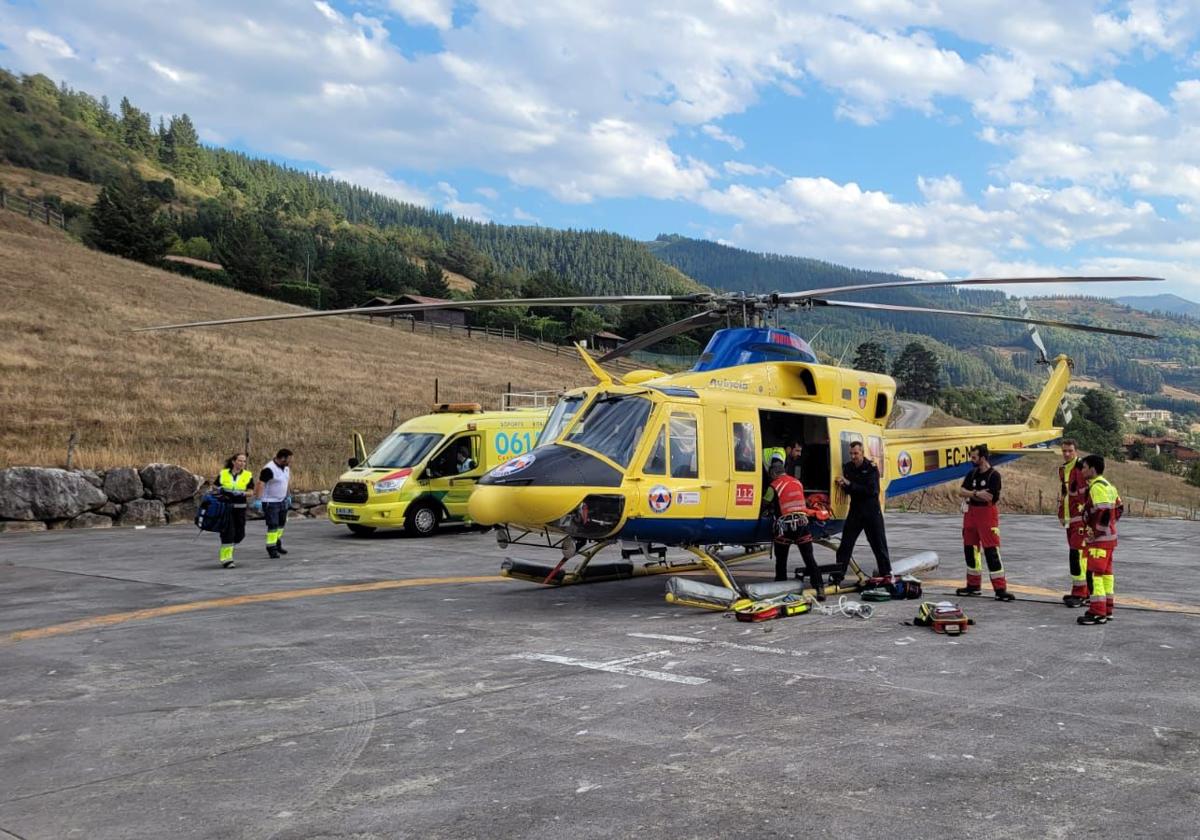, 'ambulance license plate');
335,507,354,516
